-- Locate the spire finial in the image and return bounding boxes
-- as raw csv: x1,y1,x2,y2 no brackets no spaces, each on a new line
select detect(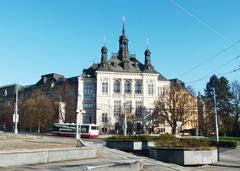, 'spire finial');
122,16,125,35
146,38,149,49
103,35,106,46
